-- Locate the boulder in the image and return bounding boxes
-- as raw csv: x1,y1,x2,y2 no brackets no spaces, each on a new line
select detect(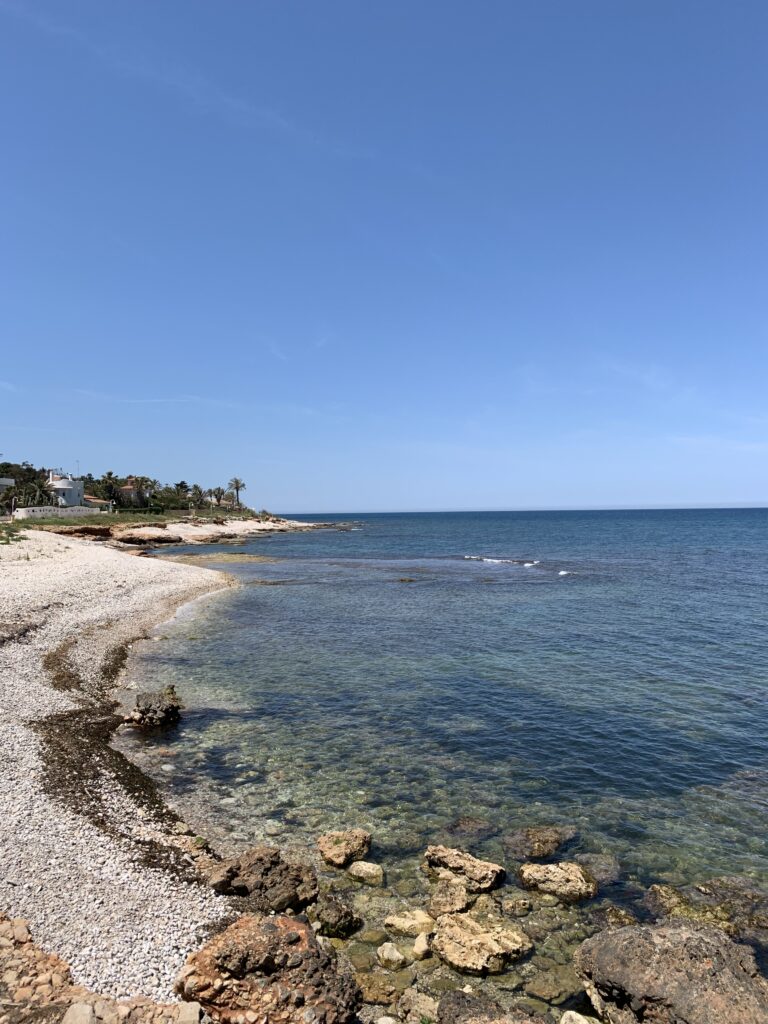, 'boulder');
503,825,578,860
412,932,431,959
206,845,317,912
429,879,473,916
518,862,597,902
523,964,583,1004
124,685,182,728
575,921,768,1024
384,908,435,937
176,914,361,1024
376,941,406,970
347,860,384,886
317,828,371,867
423,845,505,893
398,987,440,1023
436,991,538,1023
315,892,362,939
431,912,532,974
